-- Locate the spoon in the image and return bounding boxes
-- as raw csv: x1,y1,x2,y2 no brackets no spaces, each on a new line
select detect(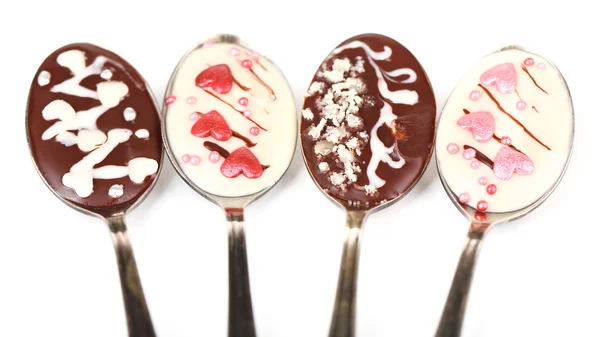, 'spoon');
26,43,164,336
434,46,574,337
161,34,297,337
300,33,437,337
